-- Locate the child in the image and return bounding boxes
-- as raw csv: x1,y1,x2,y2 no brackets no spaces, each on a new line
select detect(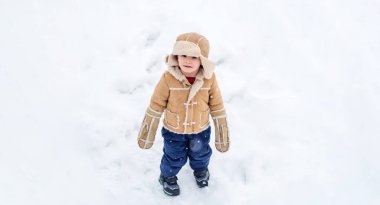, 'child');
137,32,230,196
